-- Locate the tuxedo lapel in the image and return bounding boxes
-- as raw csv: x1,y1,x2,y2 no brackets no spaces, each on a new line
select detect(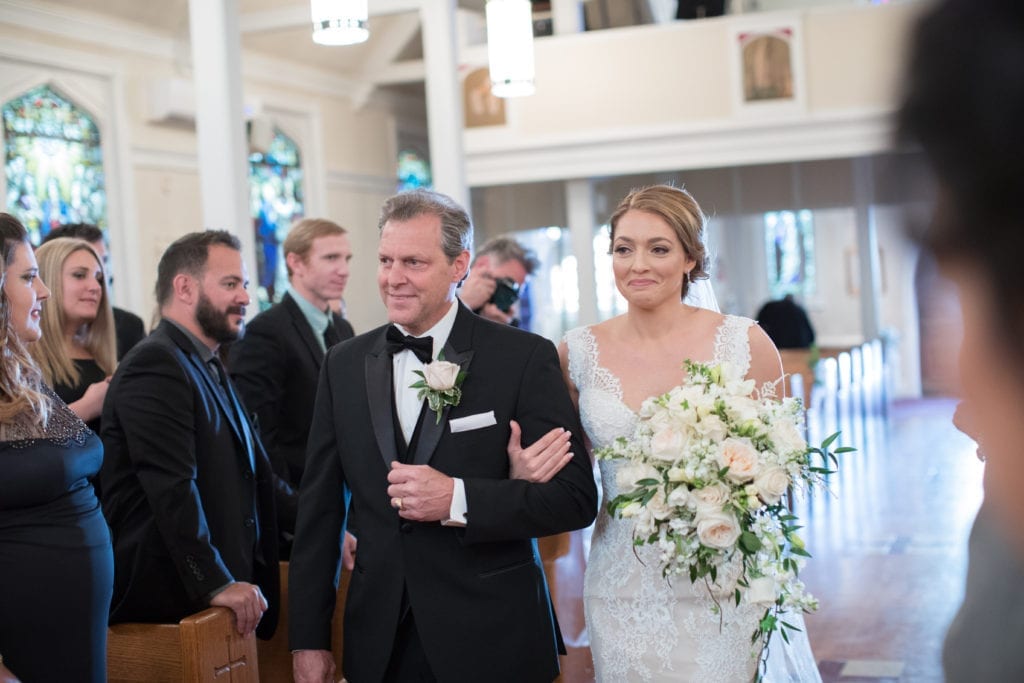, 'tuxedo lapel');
366,329,400,468
410,306,475,466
